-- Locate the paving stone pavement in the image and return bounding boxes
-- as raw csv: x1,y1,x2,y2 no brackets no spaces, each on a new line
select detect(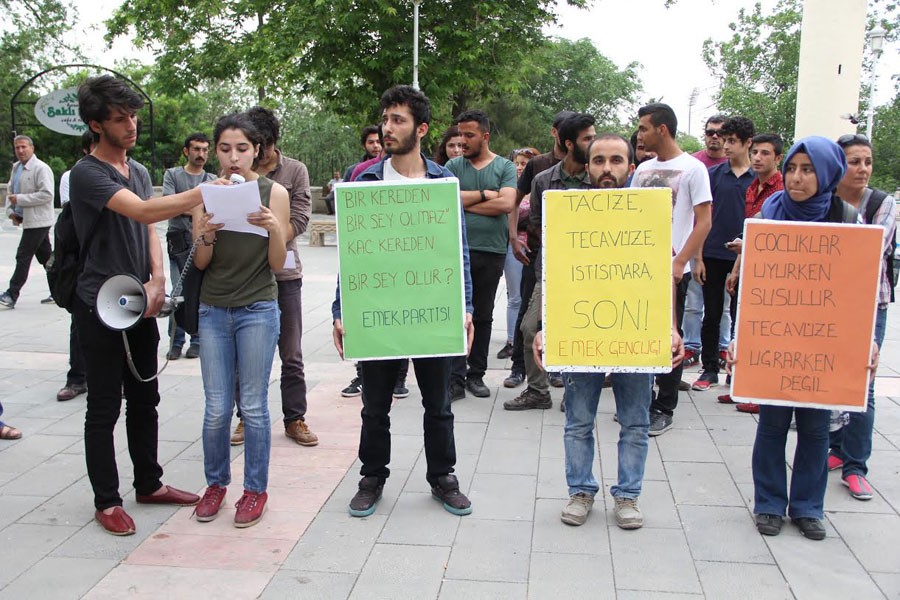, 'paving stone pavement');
0,220,899,599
